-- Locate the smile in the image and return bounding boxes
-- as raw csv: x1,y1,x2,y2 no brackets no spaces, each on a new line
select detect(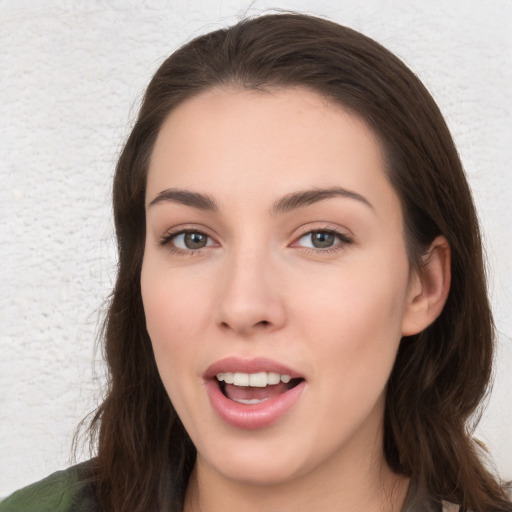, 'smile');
205,358,306,429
